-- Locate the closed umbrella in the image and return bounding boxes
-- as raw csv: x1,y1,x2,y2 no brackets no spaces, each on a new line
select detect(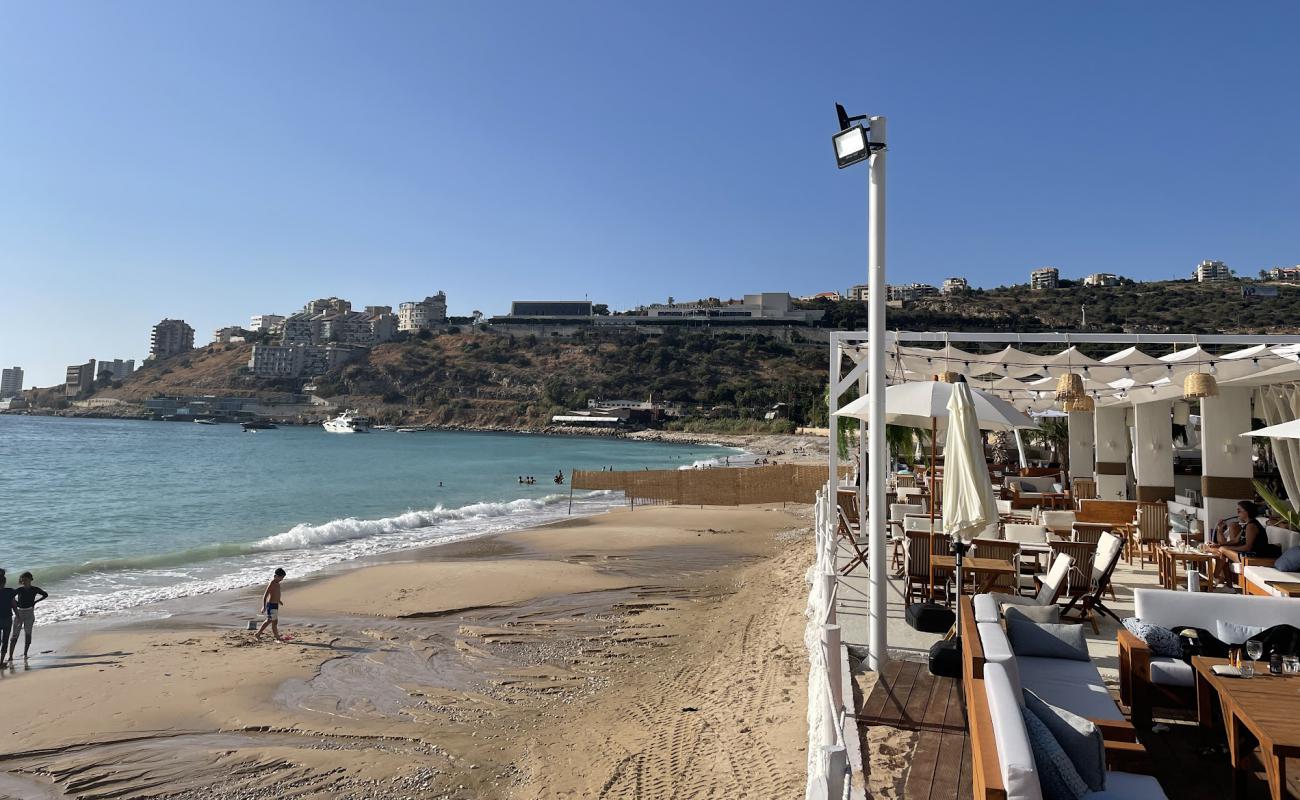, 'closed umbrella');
941,379,999,639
